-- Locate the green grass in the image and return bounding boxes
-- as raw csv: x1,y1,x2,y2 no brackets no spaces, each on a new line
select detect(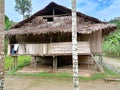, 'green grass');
5,55,120,81
79,73,106,81
5,55,31,70
12,72,72,78
80,67,120,81
6,66,120,81
5,56,13,70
